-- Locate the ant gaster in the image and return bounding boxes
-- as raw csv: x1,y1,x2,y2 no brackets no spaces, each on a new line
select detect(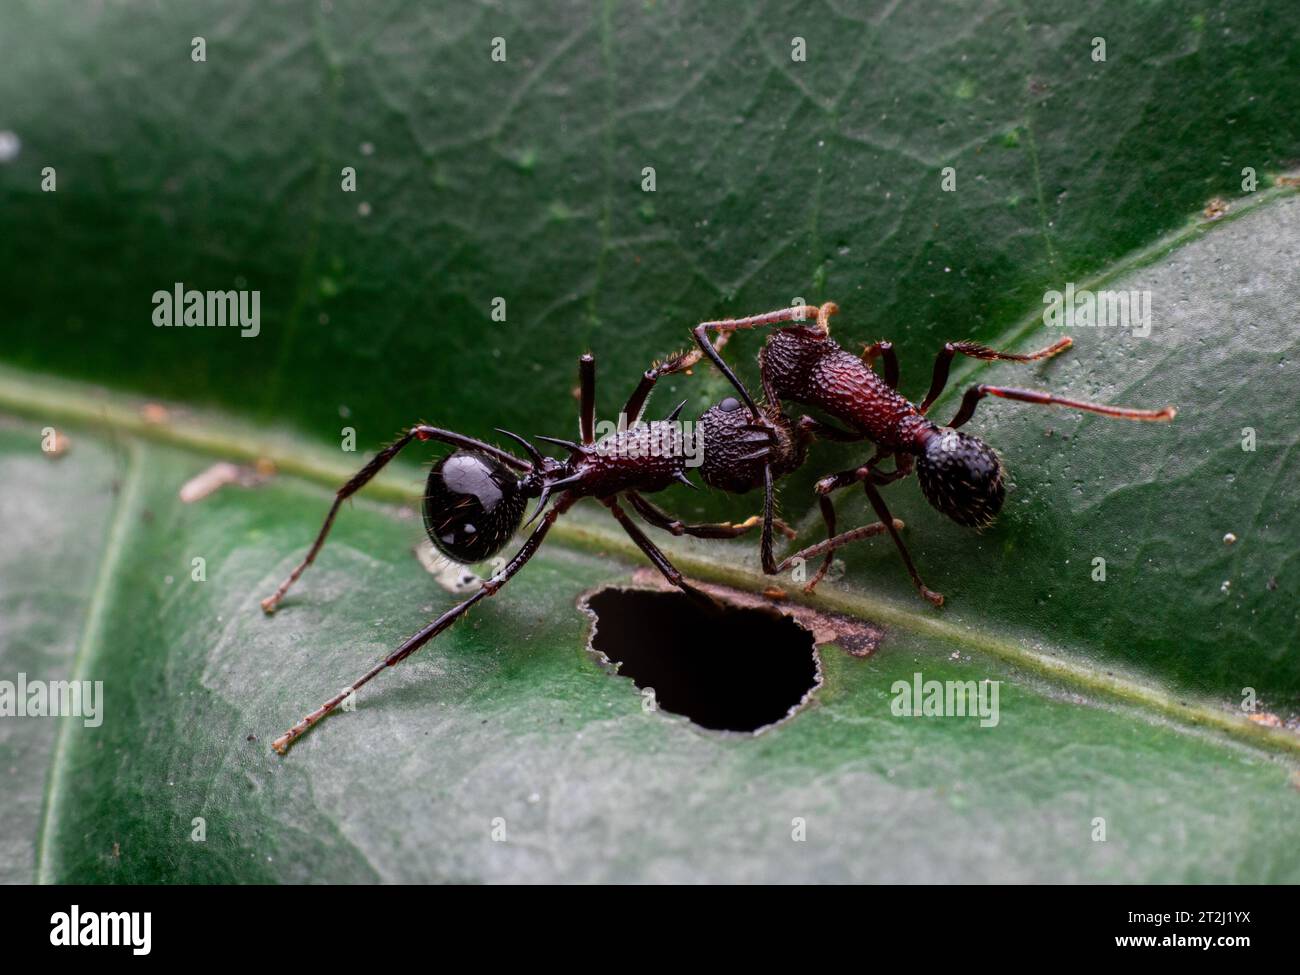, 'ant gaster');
692,301,1177,604
261,346,875,753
